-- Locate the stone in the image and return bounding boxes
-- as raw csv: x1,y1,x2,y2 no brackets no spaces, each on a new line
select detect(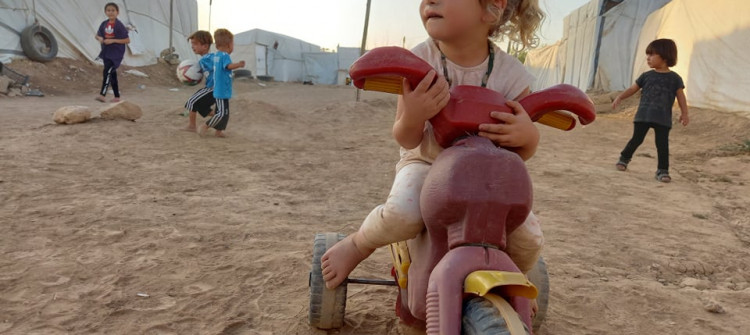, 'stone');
100,100,143,121
0,75,11,94
53,106,92,124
